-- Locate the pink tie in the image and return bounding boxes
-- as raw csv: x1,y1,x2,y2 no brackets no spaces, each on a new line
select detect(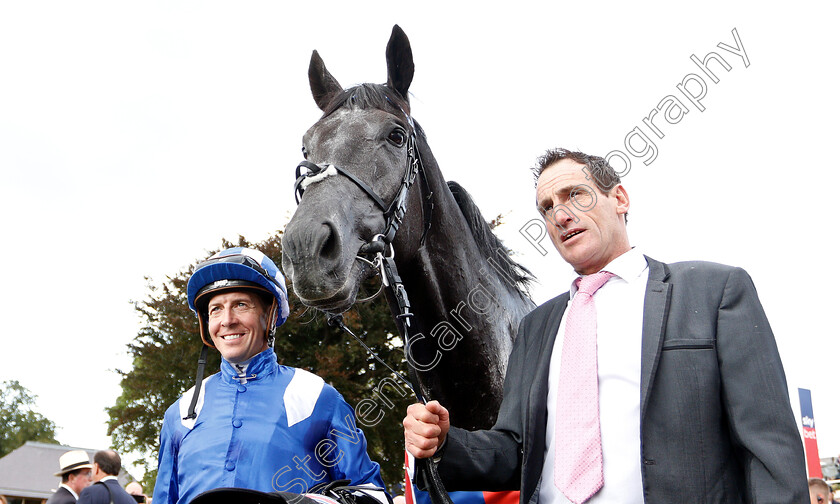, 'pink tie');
555,271,614,504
